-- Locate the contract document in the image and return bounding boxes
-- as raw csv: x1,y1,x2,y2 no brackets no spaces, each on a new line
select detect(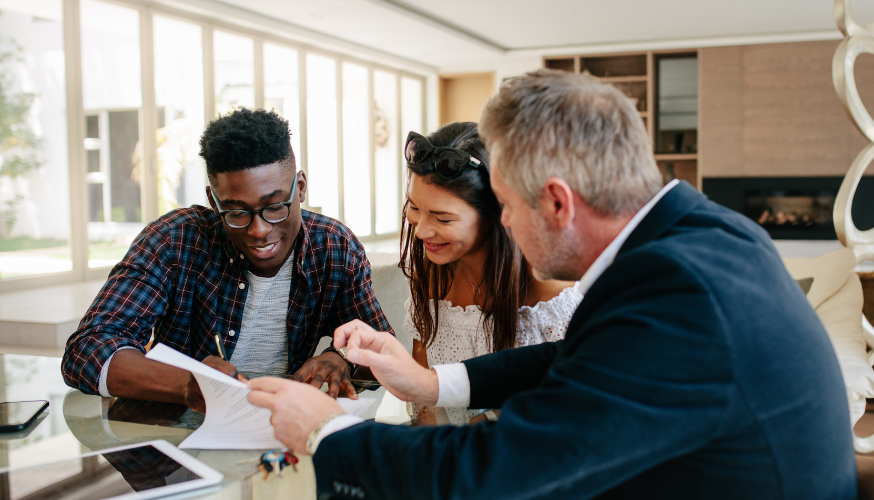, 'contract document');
146,343,376,450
